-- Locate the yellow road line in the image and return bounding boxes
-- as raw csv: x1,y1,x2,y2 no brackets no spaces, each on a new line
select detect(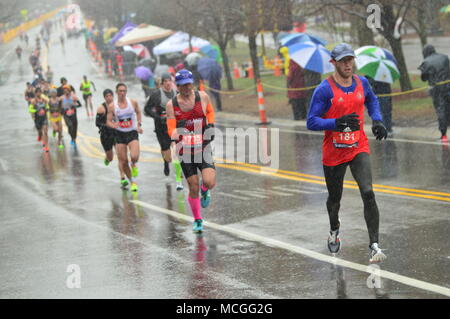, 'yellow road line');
76,131,450,203
219,159,450,198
